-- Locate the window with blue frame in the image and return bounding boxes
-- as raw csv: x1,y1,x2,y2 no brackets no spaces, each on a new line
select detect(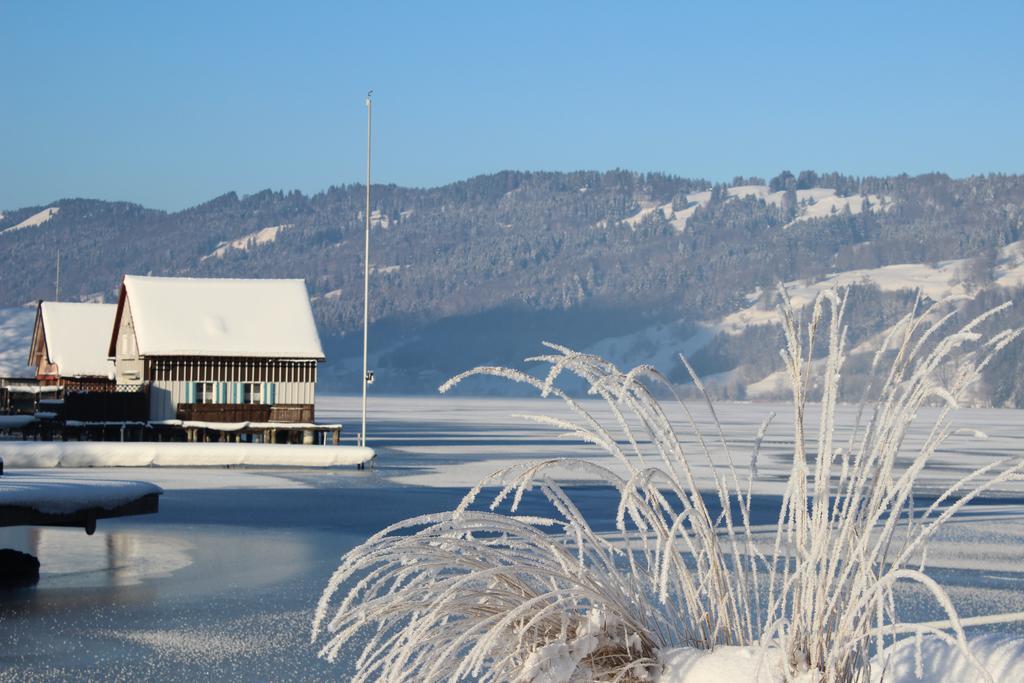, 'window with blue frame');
241,382,262,404
196,382,214,404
